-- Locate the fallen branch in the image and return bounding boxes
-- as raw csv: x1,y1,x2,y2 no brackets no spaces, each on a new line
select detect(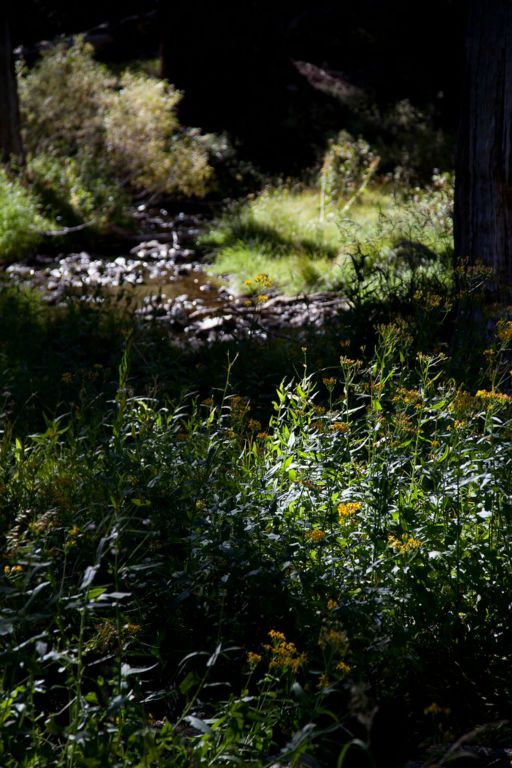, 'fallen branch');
35,221,95,237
